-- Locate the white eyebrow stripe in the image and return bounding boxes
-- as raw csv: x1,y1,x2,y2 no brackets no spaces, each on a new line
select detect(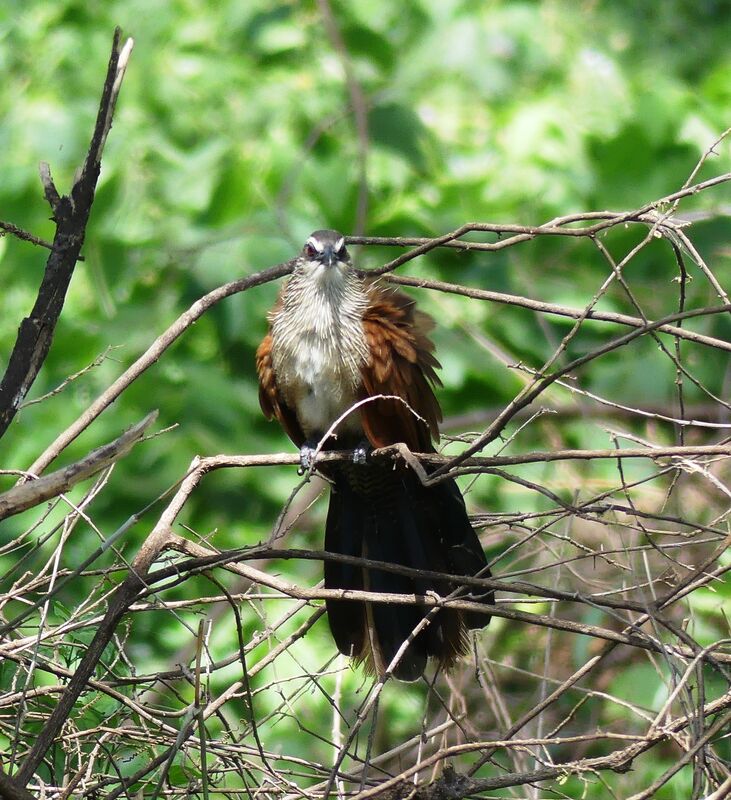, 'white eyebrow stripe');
335,237,345,251
306,236,324,251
